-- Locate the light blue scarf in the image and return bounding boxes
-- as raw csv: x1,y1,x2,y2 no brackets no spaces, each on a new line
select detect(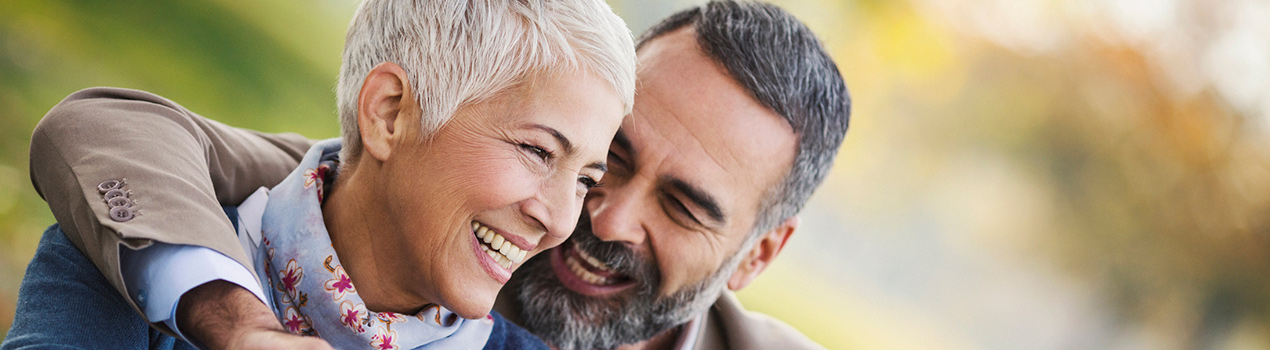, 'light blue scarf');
256,139,493,349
